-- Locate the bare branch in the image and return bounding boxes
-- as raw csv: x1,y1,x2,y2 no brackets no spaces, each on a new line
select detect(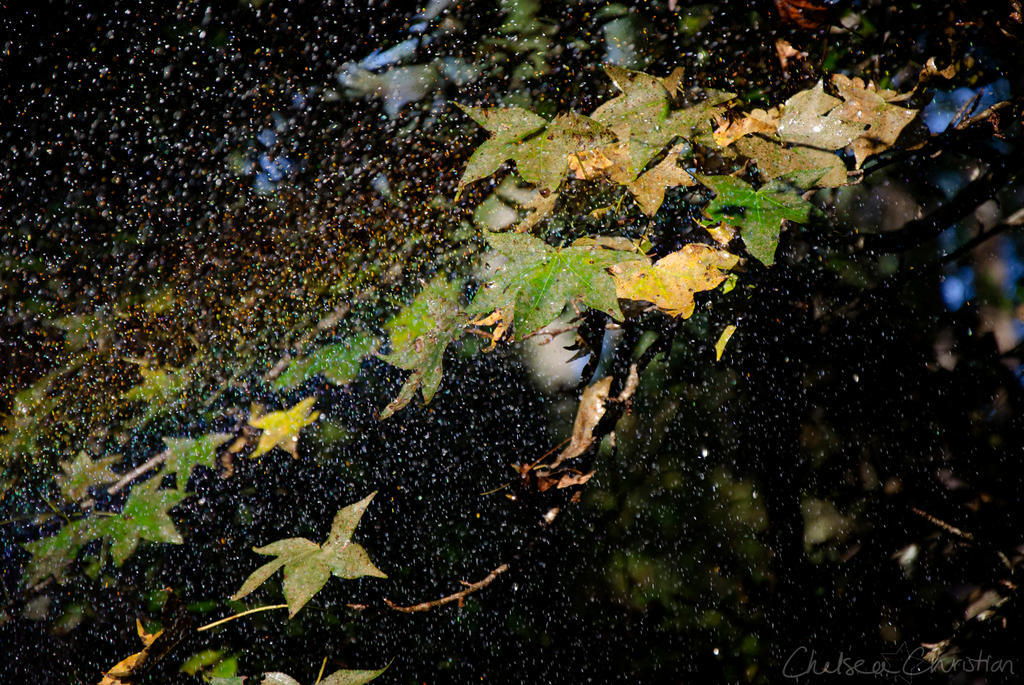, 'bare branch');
384,564,510,613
